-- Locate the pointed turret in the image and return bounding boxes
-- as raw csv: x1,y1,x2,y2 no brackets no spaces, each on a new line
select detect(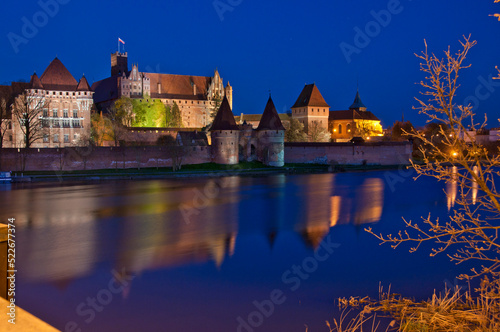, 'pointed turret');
76,75,91,91
257,96,285,131
210,96,239,131
30,72,43,89
210,96,240,165
349,90,367,111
